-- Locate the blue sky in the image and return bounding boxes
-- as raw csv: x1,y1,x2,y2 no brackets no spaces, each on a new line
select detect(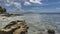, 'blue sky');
0,0,60,14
